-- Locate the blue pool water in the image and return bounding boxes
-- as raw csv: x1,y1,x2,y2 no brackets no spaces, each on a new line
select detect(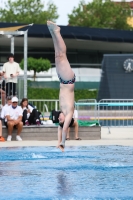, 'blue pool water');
0,146,133,200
